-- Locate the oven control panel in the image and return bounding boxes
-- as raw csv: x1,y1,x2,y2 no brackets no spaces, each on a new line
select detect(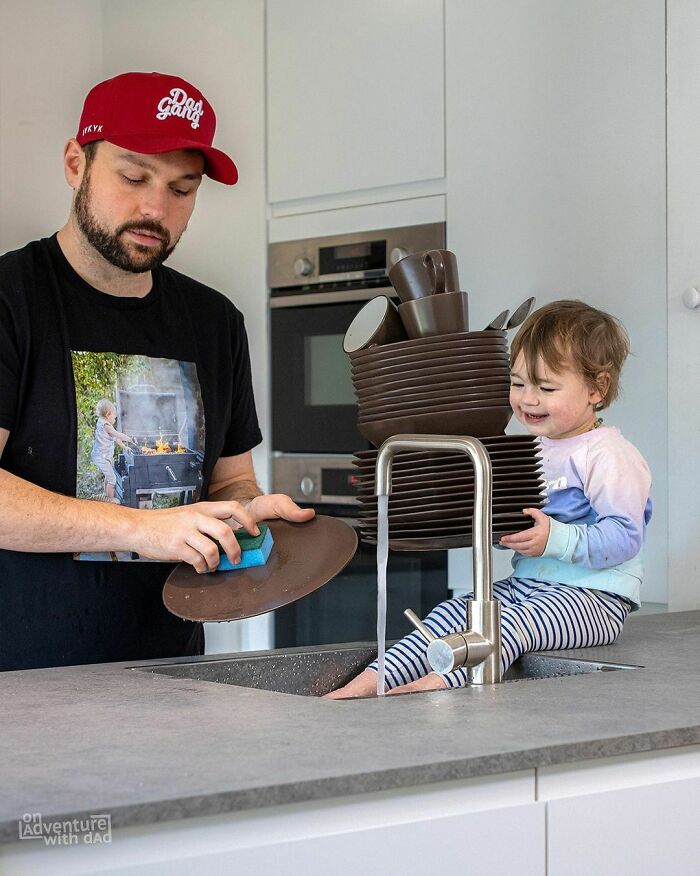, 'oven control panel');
268,222,445,291
272,455,361,506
